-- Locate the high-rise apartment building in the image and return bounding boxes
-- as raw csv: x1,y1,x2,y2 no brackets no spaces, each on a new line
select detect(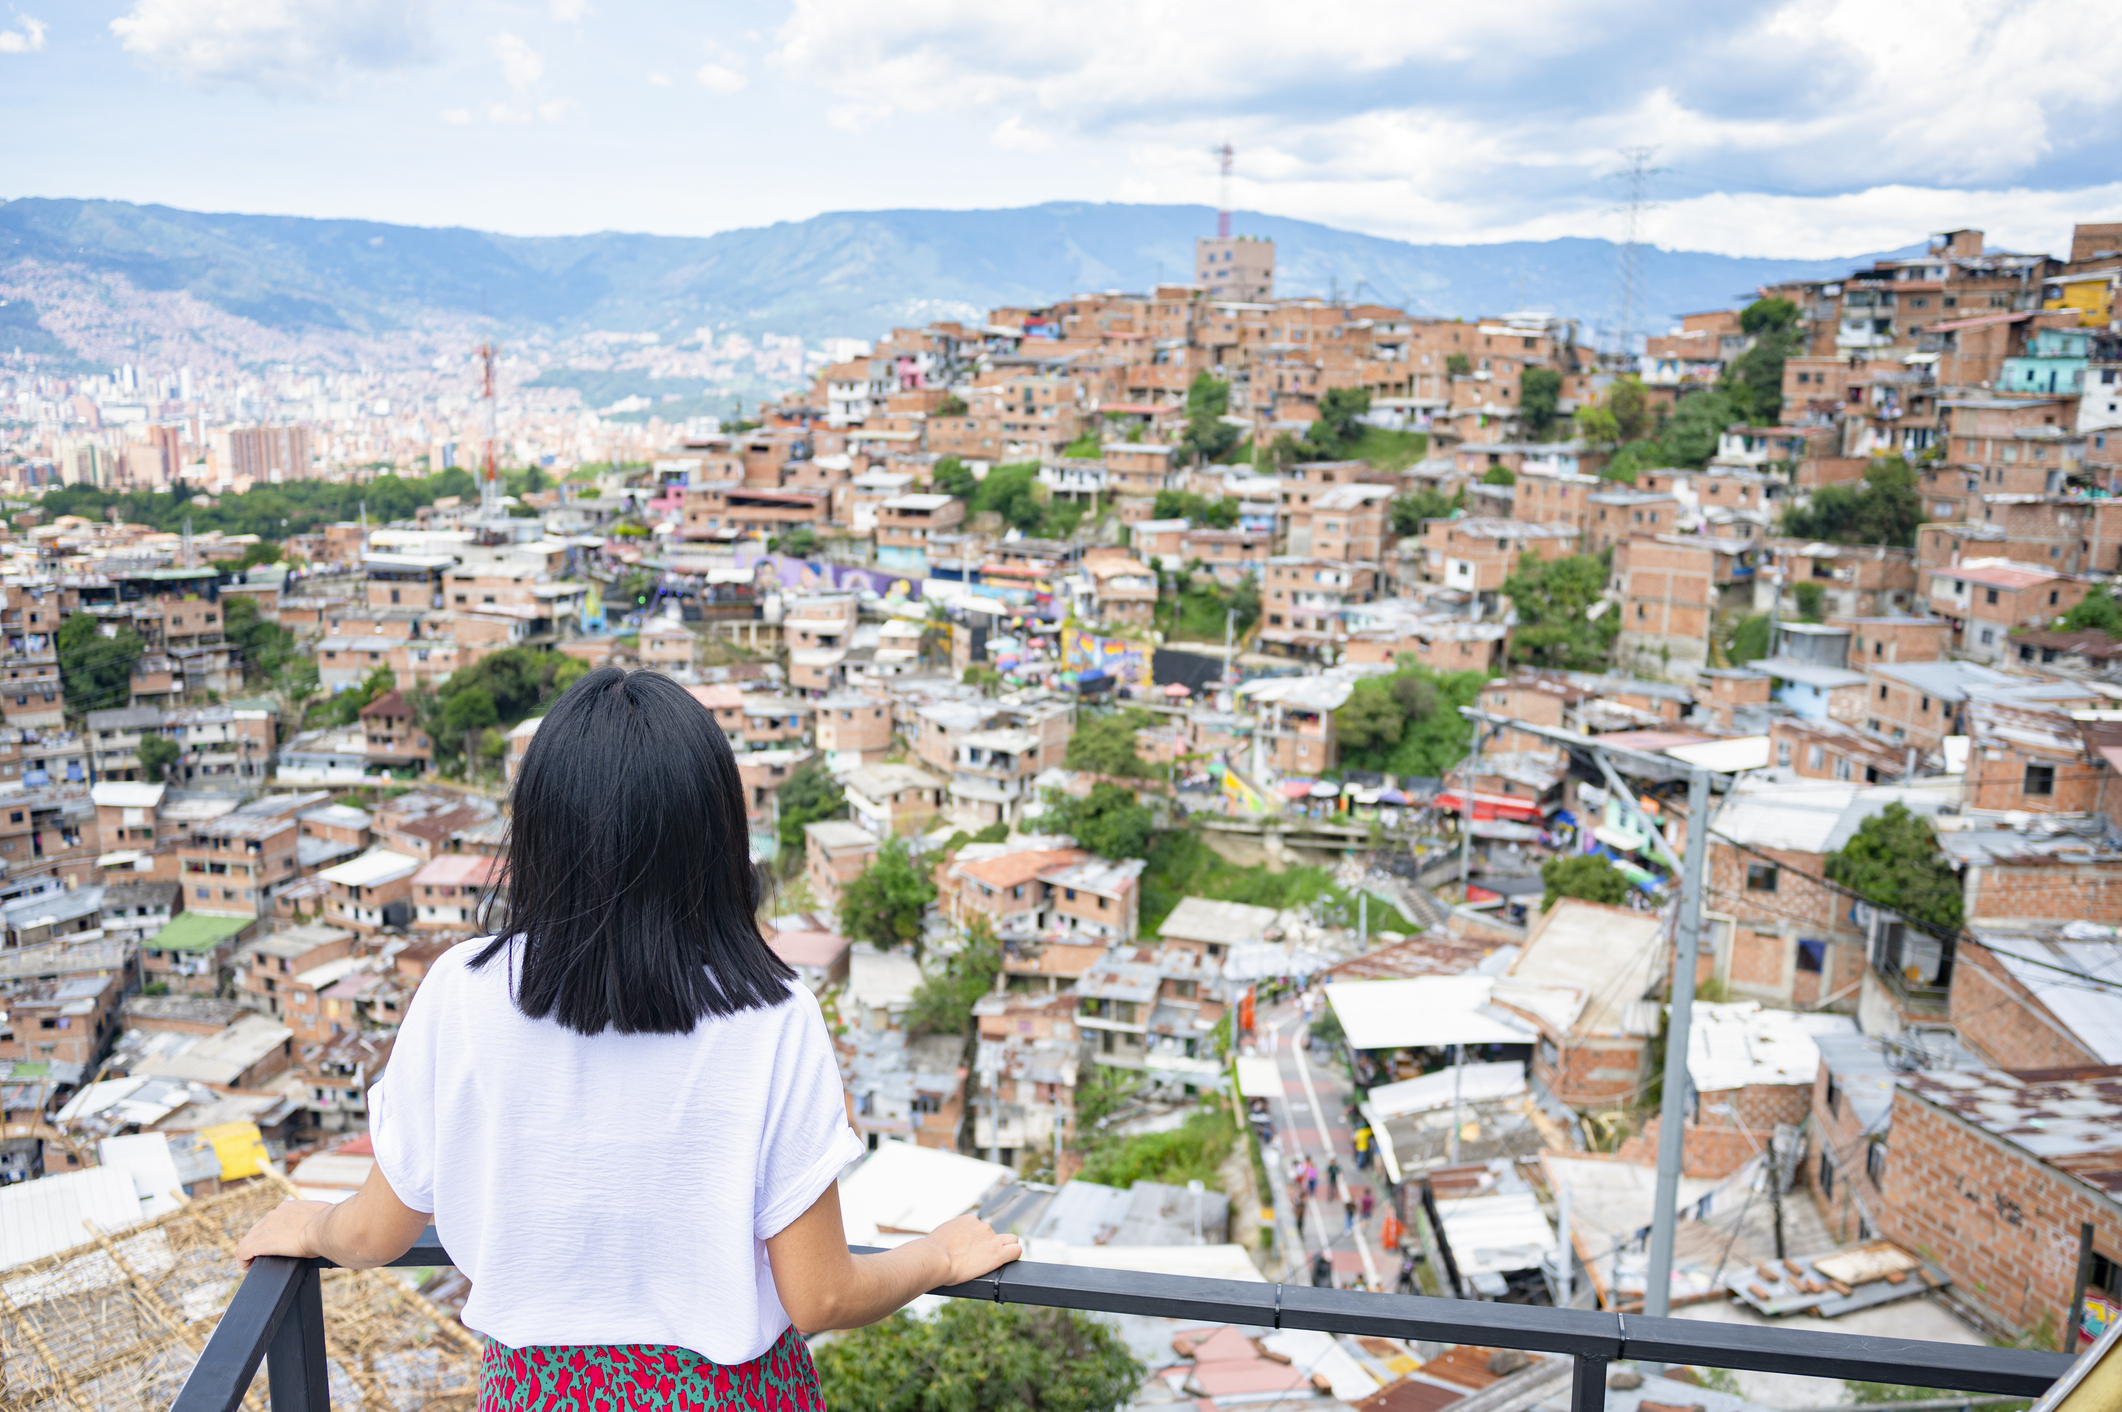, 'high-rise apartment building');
1194,237,1275,302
